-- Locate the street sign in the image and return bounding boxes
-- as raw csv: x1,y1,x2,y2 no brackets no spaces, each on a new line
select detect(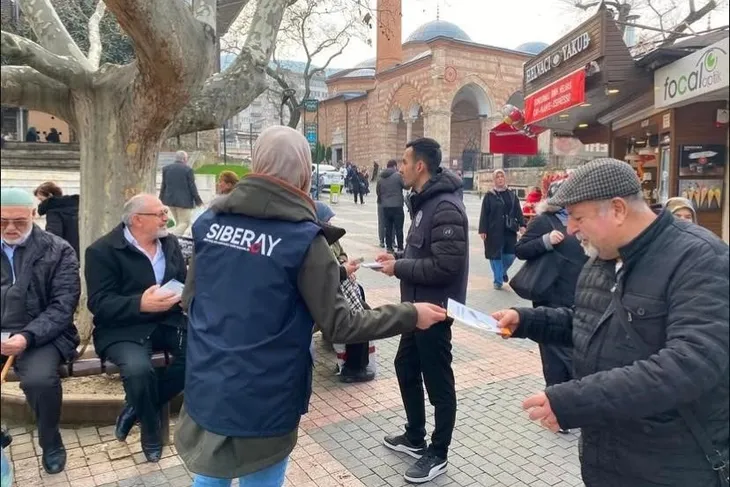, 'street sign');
304,99,319,112
305,123,317,149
